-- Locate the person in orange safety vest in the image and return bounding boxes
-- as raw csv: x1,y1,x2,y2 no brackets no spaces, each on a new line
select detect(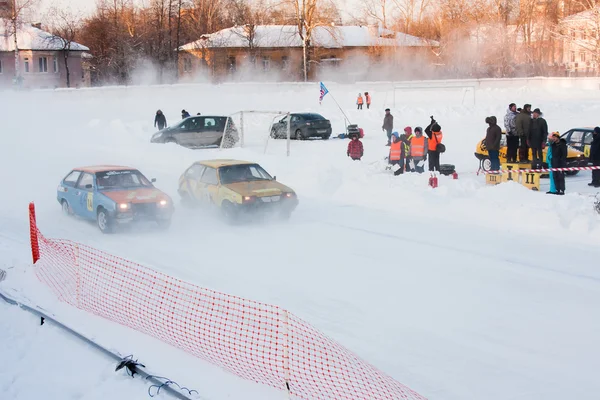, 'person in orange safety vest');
388,132,405,176
409,127,428,173
357,93,364,110
364,92,371,109
425,117,443,172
